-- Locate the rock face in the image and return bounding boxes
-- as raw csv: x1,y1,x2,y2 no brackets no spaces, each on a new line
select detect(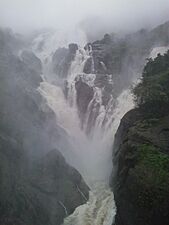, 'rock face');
52,47,69,77
75,77,94,125
31,150,89,222
112,109,169,225
111,49,169,225
52,43,78,77
0,29,89,225
0,133,89,225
